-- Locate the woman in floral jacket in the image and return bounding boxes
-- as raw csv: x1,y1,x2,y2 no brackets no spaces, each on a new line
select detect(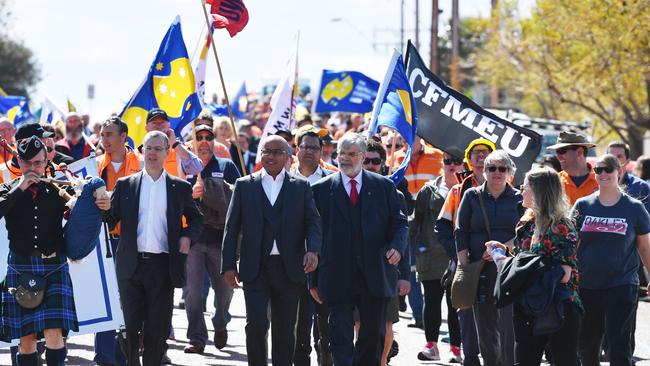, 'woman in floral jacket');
488,168,581,366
